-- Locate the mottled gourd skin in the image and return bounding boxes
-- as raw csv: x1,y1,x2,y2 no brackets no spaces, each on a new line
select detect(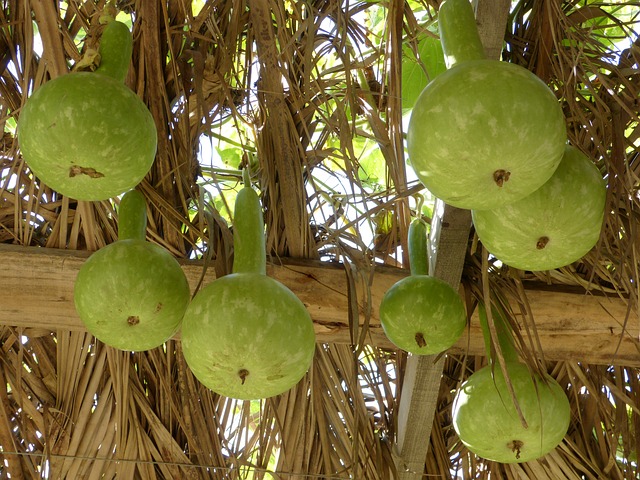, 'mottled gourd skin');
18,72,157,201
181,172,316,400
74,240,191,351
452,362,570,463
379,276,466,355
180,273,316,400
407,60,566,210
472,146,606,271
